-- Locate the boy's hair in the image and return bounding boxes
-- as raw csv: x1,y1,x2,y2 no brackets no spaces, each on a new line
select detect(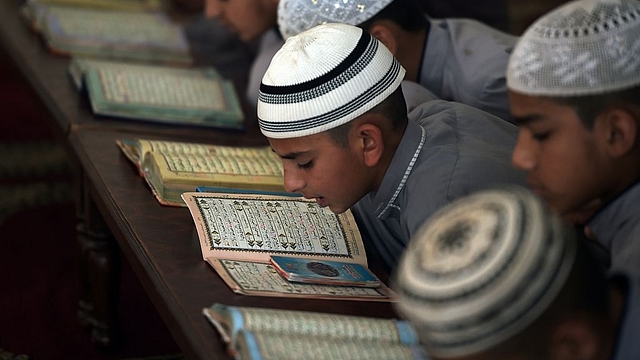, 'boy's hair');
327,86,408,147
359,0,428,32
549,84,640,130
